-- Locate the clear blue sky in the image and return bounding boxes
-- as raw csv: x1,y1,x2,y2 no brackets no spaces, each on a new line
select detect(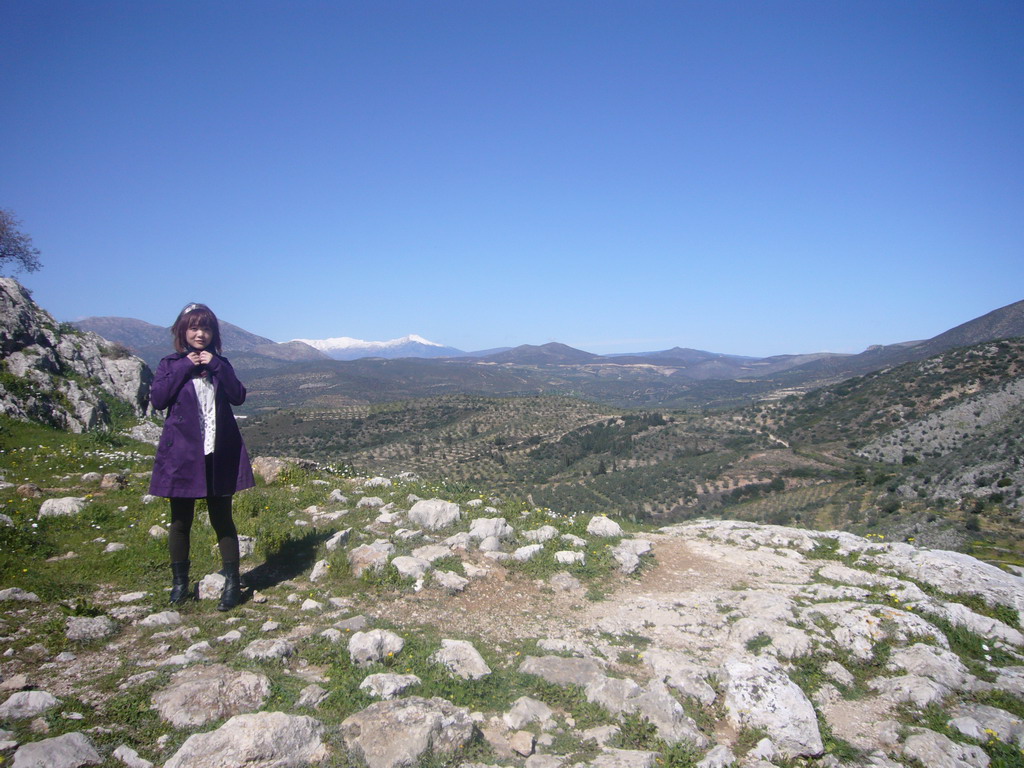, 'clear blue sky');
3,1,1022,357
